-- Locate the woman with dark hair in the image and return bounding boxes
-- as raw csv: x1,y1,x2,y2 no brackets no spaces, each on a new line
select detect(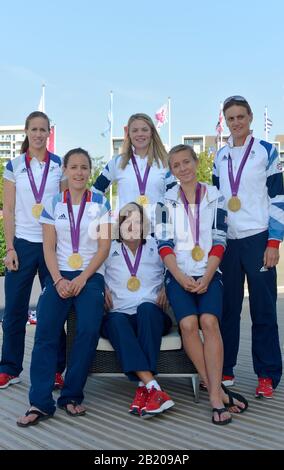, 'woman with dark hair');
102,202,174,419
17,148,111,426
213,96,284,398
0,111,67,391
